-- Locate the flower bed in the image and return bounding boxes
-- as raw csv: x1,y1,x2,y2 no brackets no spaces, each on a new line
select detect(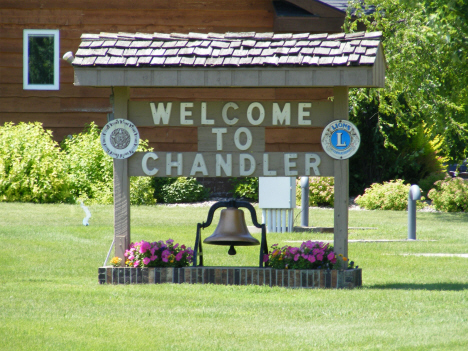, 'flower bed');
264,241,357,270
100,240,361,289
123,239,193,268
